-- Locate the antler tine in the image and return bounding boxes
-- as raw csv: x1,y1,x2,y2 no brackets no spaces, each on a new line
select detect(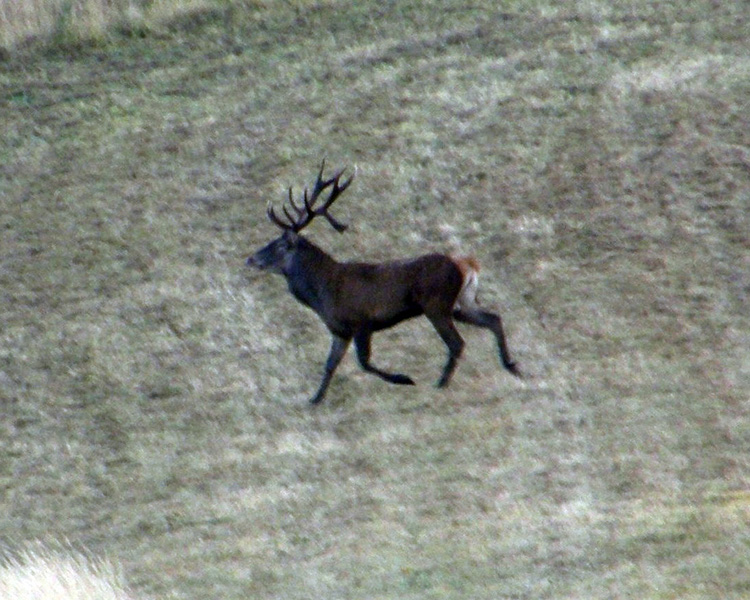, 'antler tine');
333,167,355,196
316,158,327,187
314,159,335,190
306,159,338,209
282,205,299,226
267,204,295,231
287,186,305,217
323,213,348,233
323,167,354,207
302,187,313,212
280,185,316,232
314,166,355,232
